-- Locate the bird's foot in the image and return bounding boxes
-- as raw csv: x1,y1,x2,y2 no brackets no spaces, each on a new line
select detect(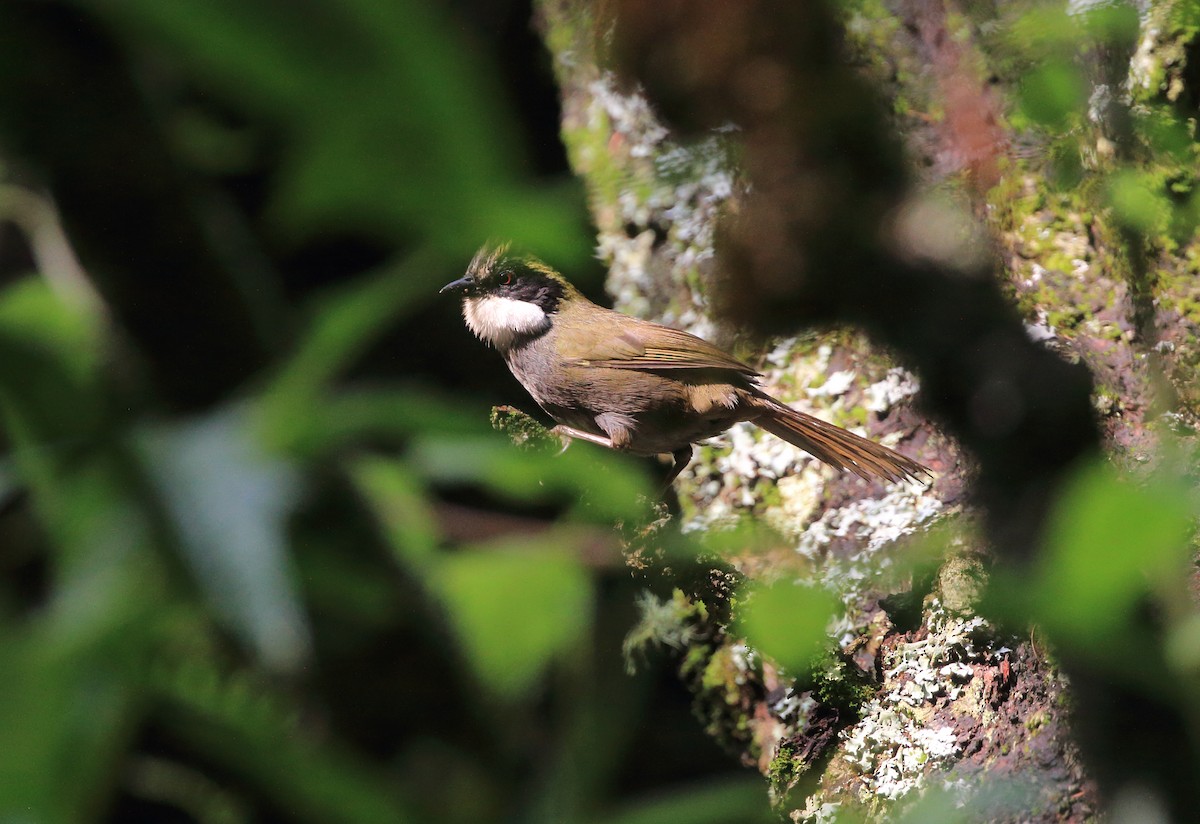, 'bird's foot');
661,446,694,491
